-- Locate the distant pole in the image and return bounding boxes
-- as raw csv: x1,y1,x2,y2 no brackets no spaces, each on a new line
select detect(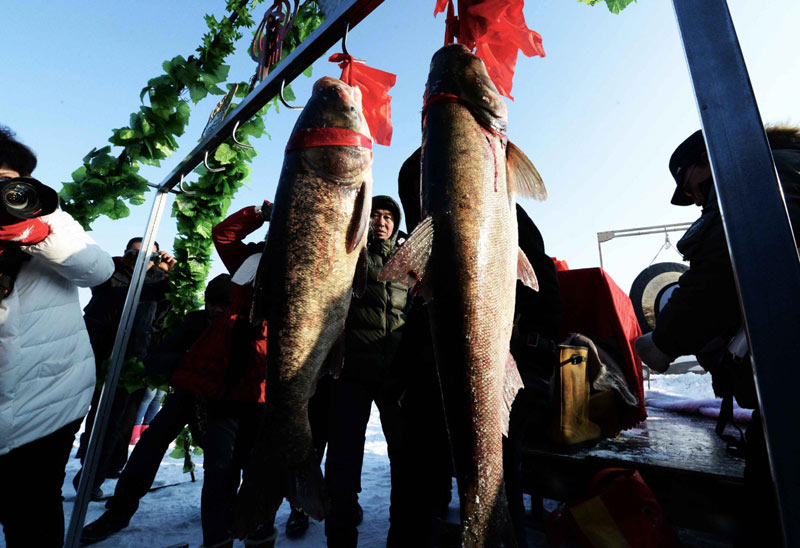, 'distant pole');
673,0,800,545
